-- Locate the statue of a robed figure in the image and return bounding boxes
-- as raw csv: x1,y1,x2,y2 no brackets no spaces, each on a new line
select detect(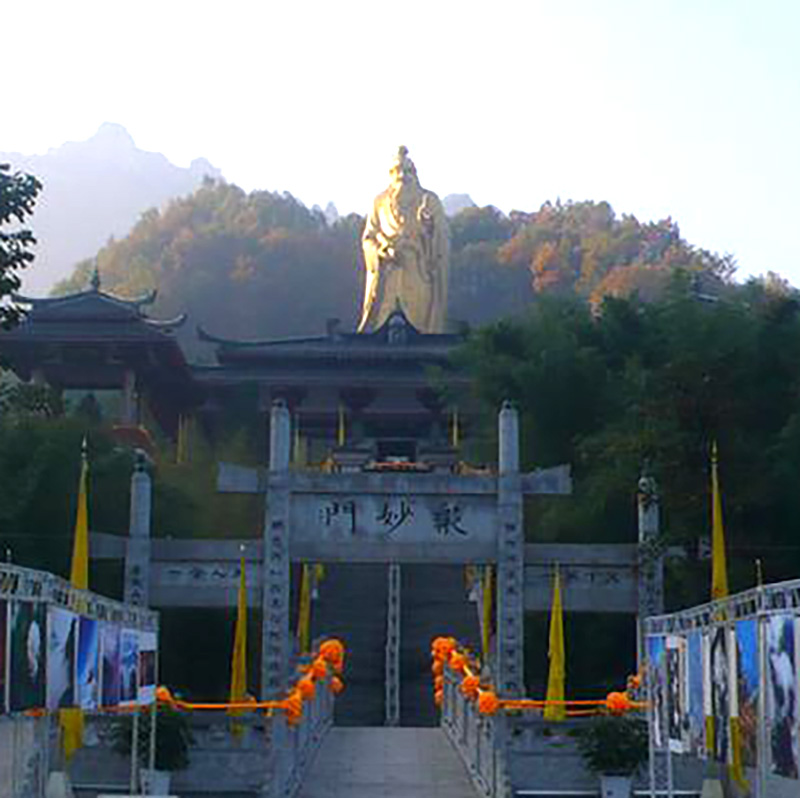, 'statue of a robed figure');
358,147,450,334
